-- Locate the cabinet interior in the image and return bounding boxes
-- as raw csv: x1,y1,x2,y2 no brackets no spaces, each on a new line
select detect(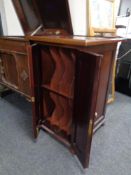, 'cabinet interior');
34,45,77,141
